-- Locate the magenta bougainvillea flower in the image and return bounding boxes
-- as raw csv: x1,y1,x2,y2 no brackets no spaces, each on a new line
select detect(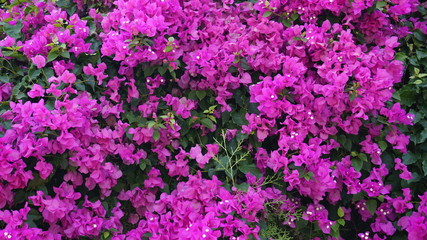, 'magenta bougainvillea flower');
0,0,426,239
